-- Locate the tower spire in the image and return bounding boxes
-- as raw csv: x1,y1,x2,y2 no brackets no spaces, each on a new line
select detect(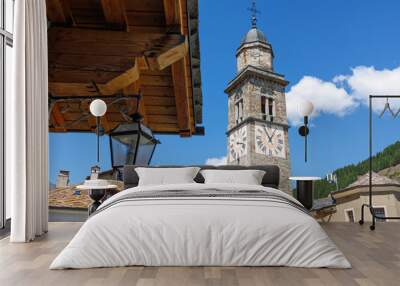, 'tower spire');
248,0,260,28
